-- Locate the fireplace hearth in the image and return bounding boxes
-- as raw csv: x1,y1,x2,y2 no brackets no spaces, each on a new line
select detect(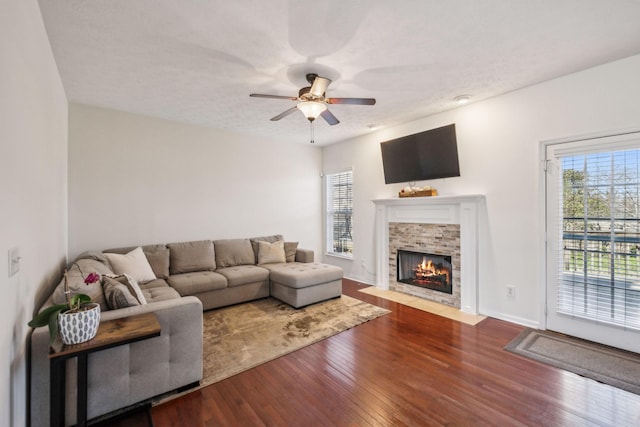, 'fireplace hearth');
397,250,453,294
